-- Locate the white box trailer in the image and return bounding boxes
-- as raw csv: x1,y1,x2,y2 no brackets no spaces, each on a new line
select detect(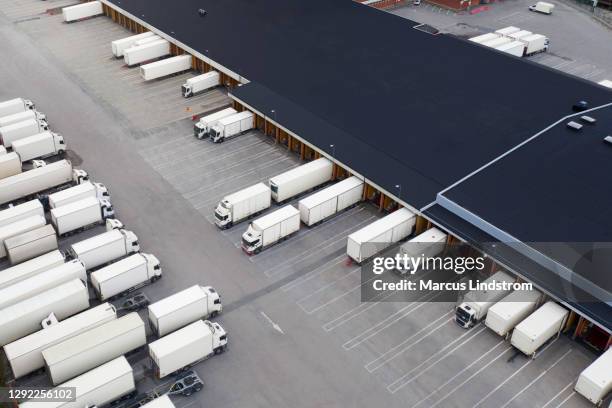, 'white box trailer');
484,289,542,337
0,160,88,206
193,107,237,139
299,176,363,226
0,215,46,259
496,41,526,57
69,228,139,270
511,301,568,358
0,250,64,289
148,320,227,378
124,39,170,66
90,253,162,301
469,33,501,44
0,260,86,310
141,396,175,408
4,303,116,379
398,227,447,267
0,98,34,117
509,30,533,40
209,111,255,143
5,224,58,265
62,1,103,22
182,71,220,97
455,271,515,329
0,199,44,230
495,26,521,36
0,110,45,128
20,357,135,408
112,32,155,57
0,152,22,180
520,33,549,55
347,208,416,263
148,285,223,337
133,35,161,47
43,313,146,385
598,79,612,89
0,145,5,155
13,132,66,162
0,279,89,346
269,158,333,203
529,1,554,14
241,205,300,255
140,55,192,81
482,36,513,49
575,348,612,406
0,118,49,148
50,196,114,236
214,183,271,229
48,181,109,209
